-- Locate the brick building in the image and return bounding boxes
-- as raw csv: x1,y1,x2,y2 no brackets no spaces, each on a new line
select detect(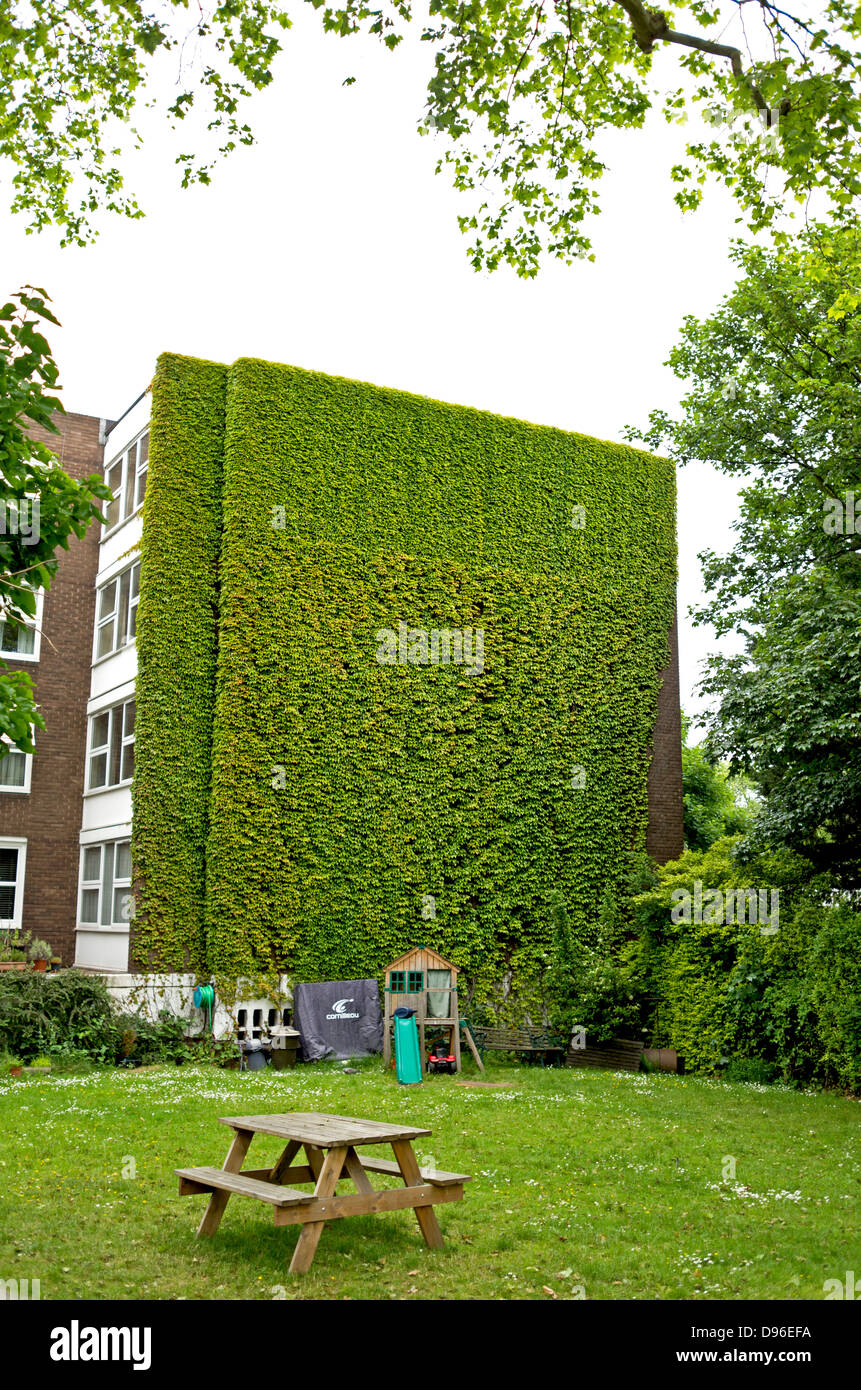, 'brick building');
0,411,105,966
1,378,682,985
646,612,683,865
